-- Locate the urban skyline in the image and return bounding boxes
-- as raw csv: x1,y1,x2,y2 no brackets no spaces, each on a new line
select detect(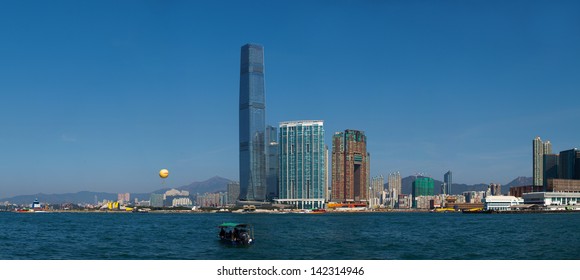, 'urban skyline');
1,1,579,198
3,133,579,211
